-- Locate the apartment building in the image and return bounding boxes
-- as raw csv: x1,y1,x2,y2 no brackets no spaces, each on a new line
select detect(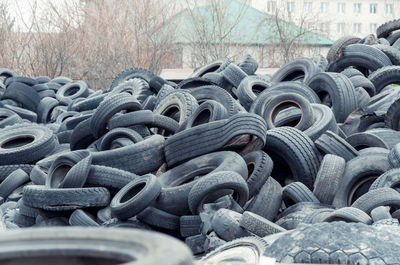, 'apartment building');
247,0,400,40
